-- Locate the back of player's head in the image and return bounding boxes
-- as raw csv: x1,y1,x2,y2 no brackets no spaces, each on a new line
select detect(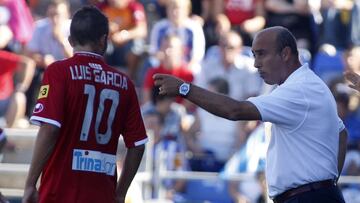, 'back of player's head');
70,6,109,46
